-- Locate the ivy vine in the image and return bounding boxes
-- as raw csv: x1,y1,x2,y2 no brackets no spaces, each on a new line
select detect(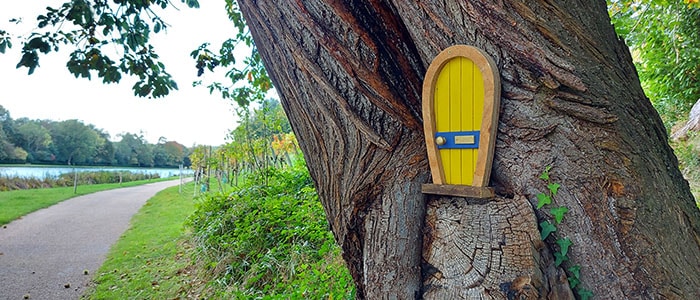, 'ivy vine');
536,166,593,300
